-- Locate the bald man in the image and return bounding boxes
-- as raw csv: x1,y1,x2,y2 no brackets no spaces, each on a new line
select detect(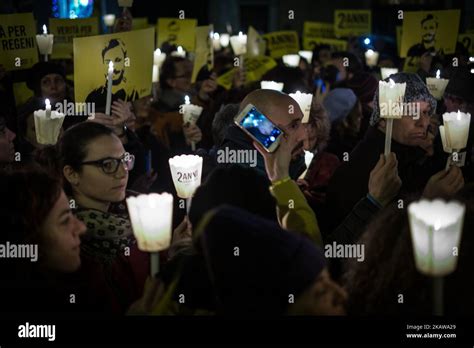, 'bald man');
218,89,307,179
